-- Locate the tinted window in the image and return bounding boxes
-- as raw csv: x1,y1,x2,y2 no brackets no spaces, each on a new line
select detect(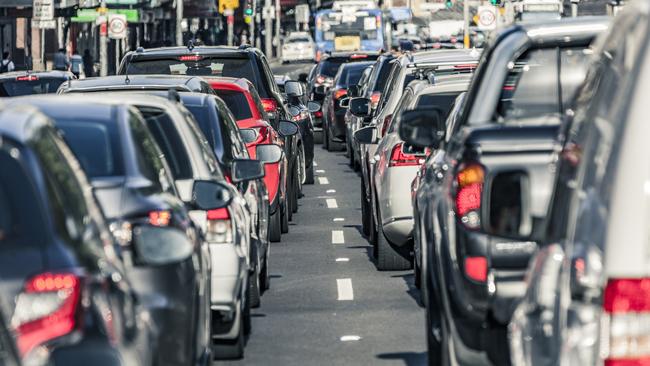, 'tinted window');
57,118,124,178
129,111,174,194
185,104,225,161
0,147,47,247
373,59,394,92
140,108,193,180
320,60,345,77
214,90,253,120
0,78,66,97
416,92,463,116
126,56,257,82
